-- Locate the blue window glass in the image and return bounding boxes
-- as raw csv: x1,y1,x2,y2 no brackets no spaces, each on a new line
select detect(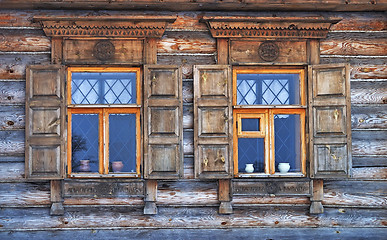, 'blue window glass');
238,138,265,173
241,118,260,132
109,114,137,173
274,114,301,172
237,74,300,105
71,114,99,173
71,72,137,104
